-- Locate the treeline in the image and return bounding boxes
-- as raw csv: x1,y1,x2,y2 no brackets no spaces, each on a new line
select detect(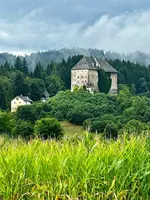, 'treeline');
109,59,150,94
1,55,150,110
0,55,82,109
